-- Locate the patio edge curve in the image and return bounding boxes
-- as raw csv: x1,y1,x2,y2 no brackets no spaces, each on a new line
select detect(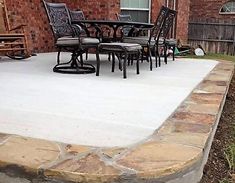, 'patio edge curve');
0,60,234,183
